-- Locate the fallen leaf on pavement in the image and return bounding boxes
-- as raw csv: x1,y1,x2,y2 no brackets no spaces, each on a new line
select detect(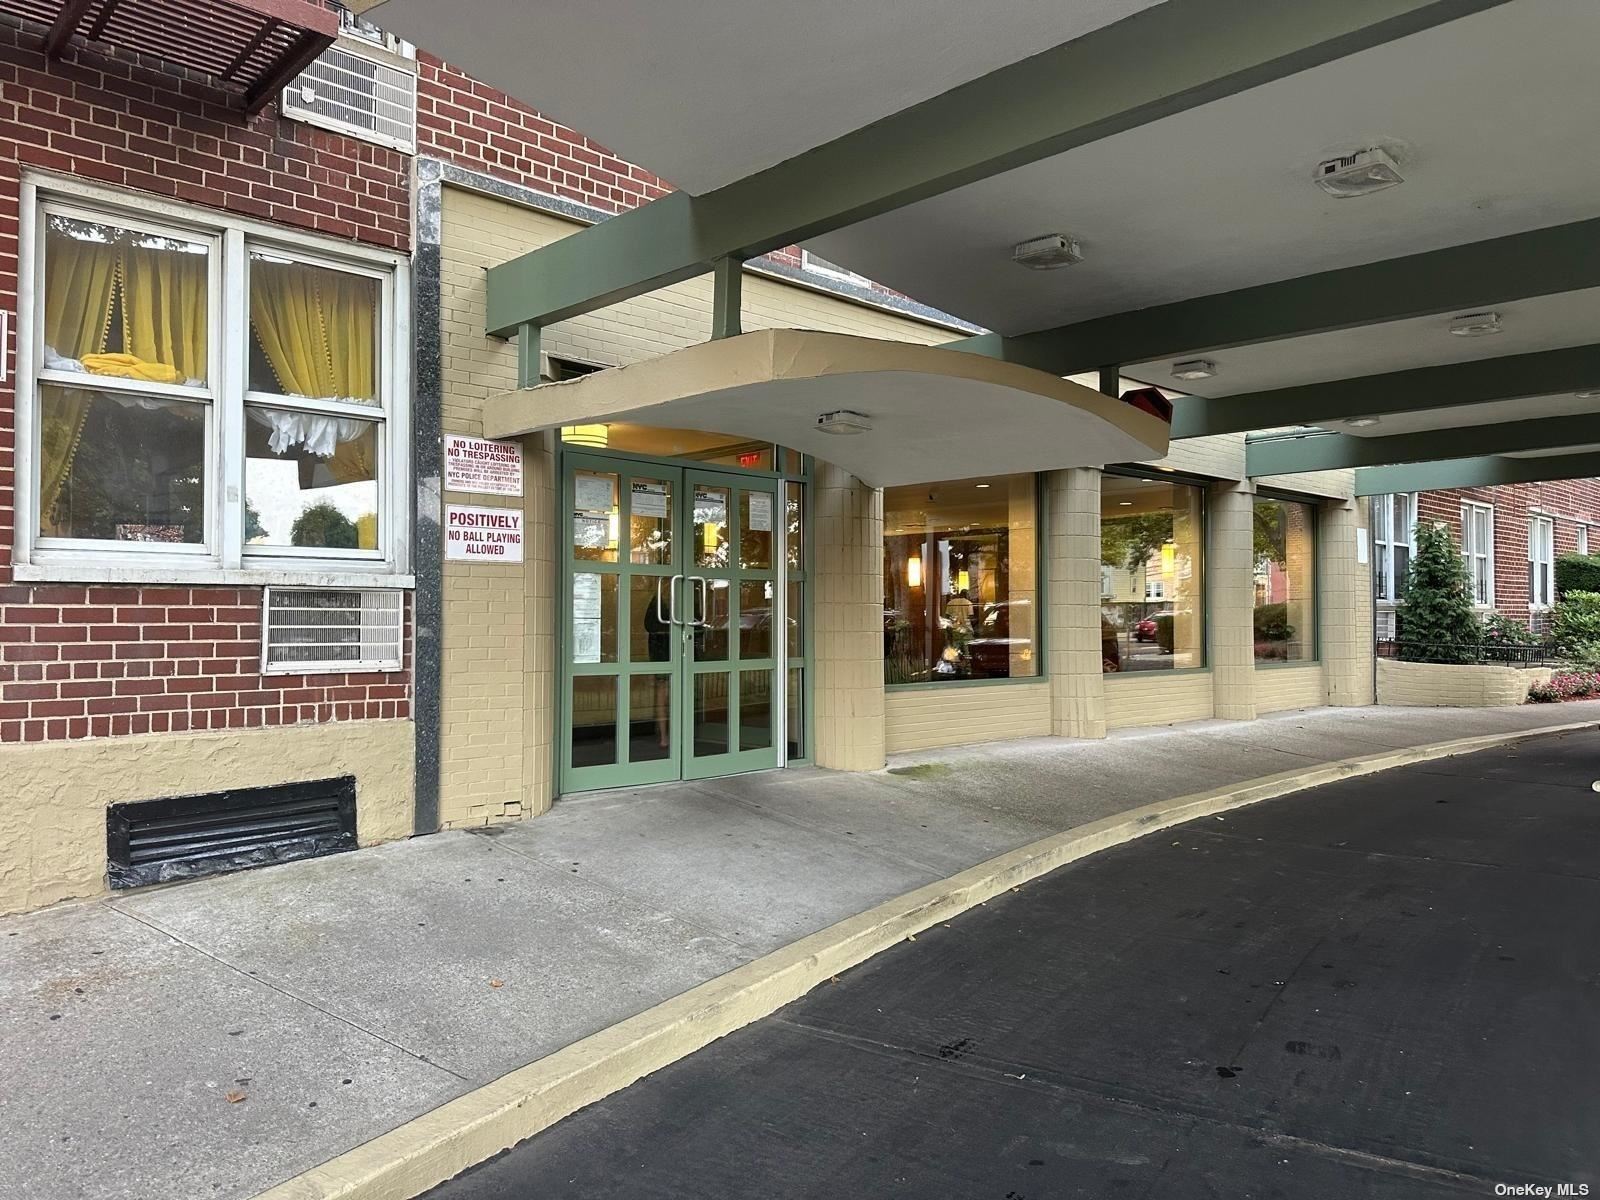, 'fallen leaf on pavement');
224,1090,247,1104
489,979,504,988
